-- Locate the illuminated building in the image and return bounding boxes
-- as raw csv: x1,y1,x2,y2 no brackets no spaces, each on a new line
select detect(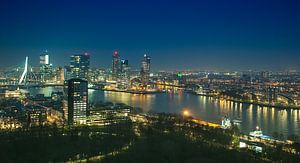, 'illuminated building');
140,54,151,85
40,51,50,65
64,66,72,81
121,59,129,73
87,107,130,126
0,117,22,129
89,68,106,82
40,51,53,82
110,51,131,89
119,59,130,89
56,67,65,84
67,78,88,125
27,108,47,127
70,53,90,80
112,51,121,79
267,87,278,103
0,89,21,98
0,104,24,129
